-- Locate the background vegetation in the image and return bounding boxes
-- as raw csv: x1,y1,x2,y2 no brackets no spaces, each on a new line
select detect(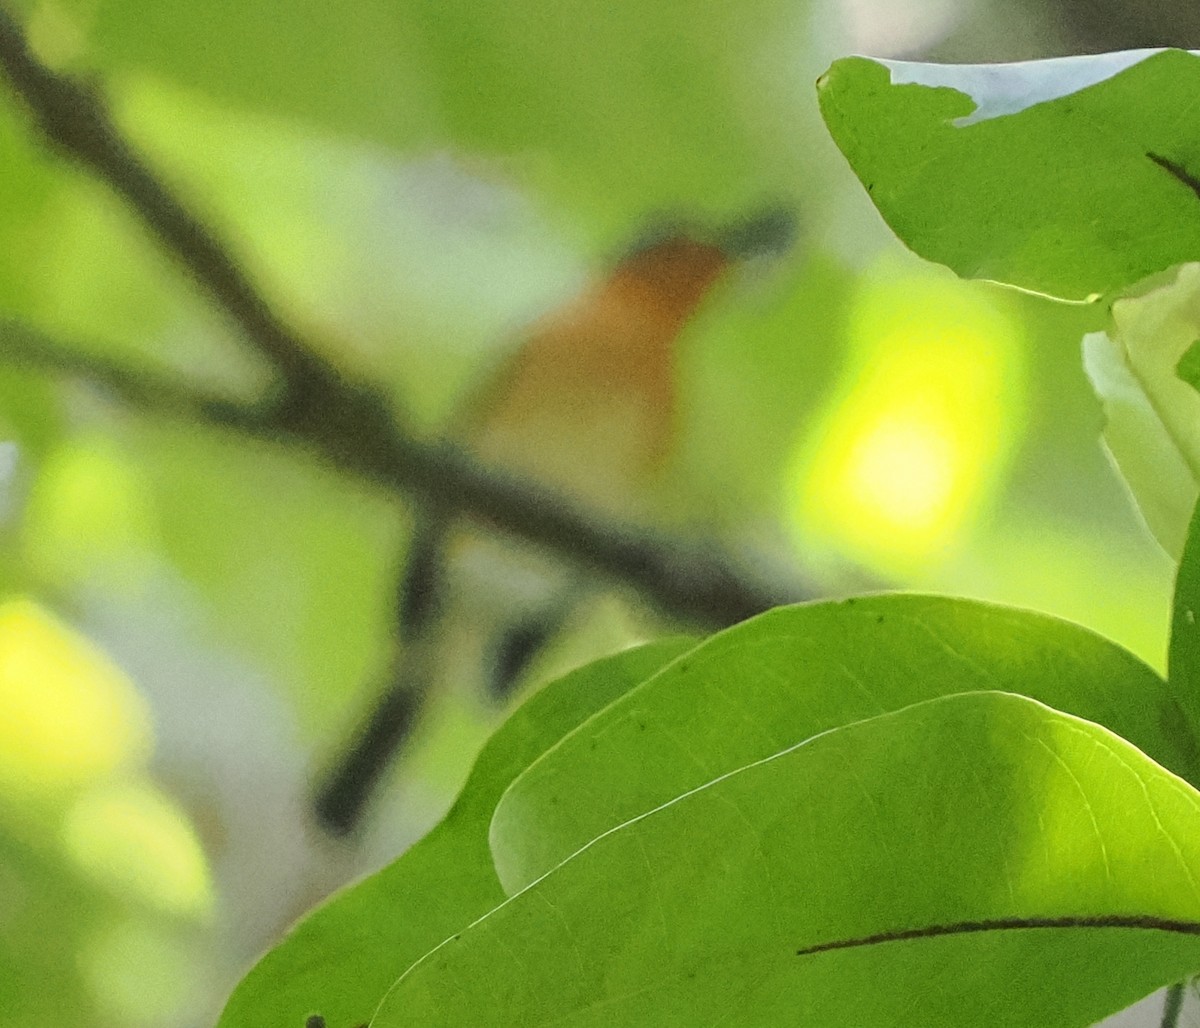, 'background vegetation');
1,1,1196,1025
